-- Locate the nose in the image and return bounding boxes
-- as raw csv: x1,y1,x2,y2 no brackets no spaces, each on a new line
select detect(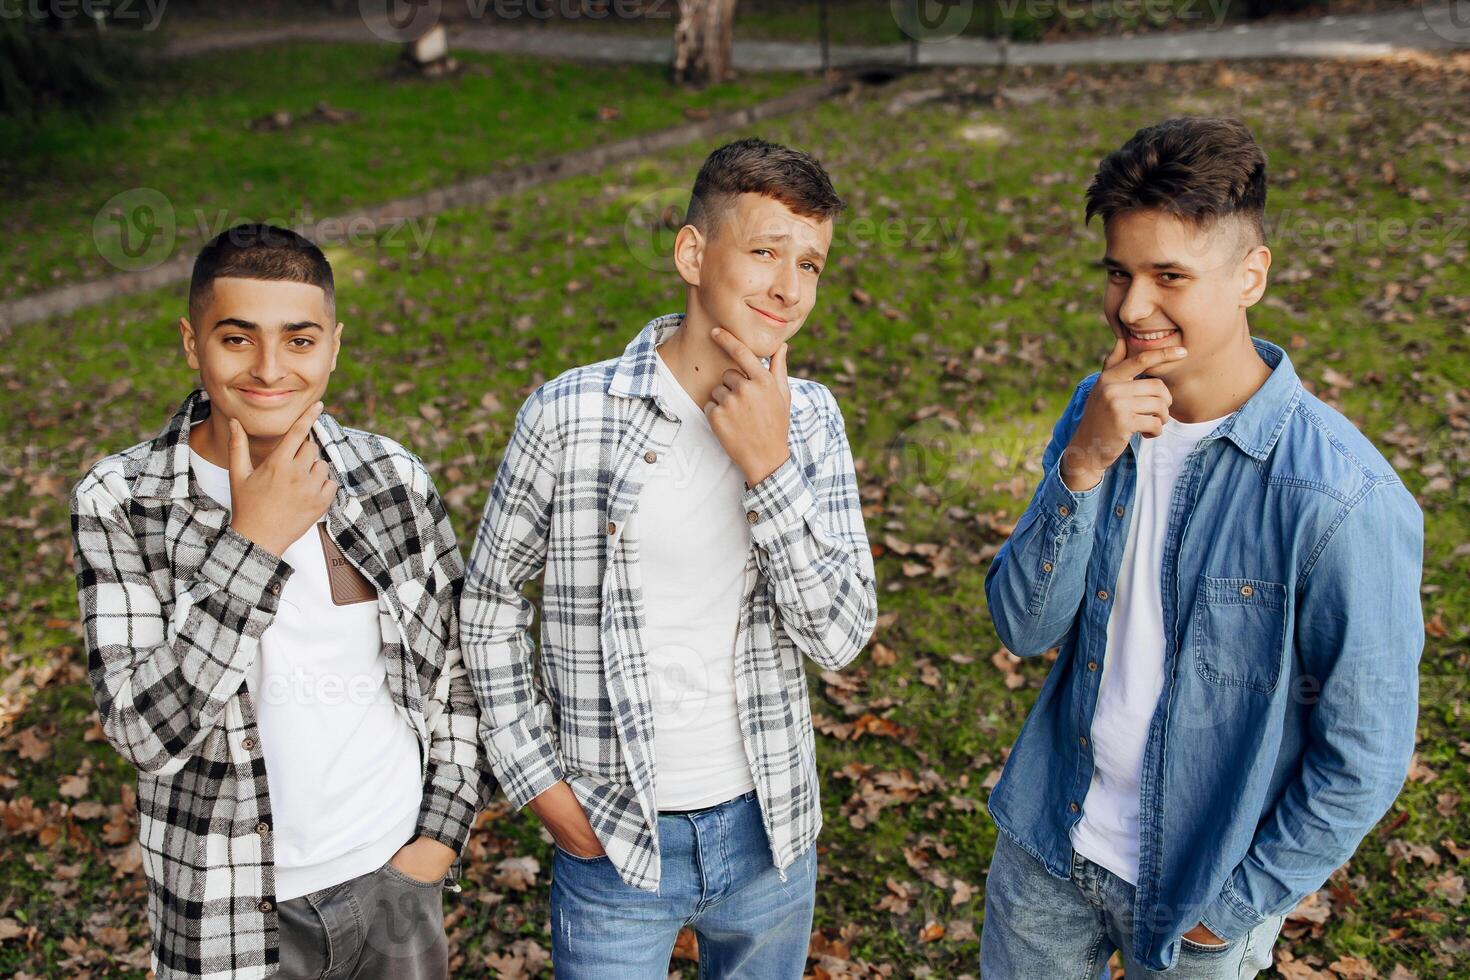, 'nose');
770,259,800,309
250,344,289,386
1117,280,1155,327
